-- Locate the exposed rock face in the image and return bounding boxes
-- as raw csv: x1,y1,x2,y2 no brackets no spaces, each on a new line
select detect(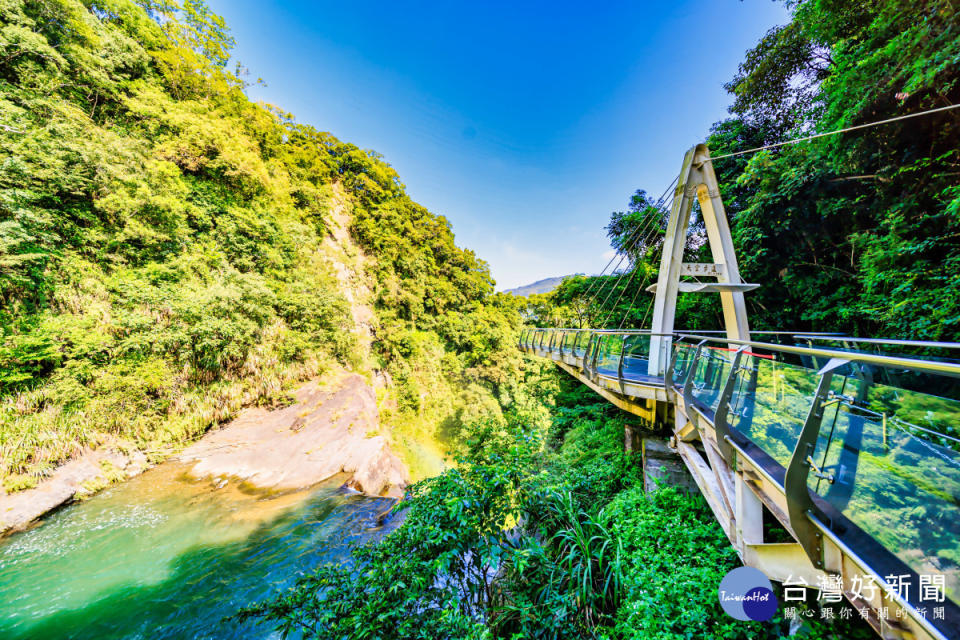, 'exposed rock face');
0,448,147,535
178,372,410,498
323,182,377,368
0,373,408,536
